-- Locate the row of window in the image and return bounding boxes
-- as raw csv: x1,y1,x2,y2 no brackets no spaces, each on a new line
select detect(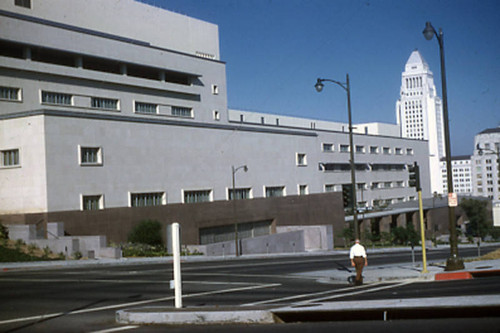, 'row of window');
320,163,407,172
0,39,193,85
324,181,407,192
82,186,286,210
405,76,423,89
1,86,196,118
80,184,418,211
321,143,413,155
